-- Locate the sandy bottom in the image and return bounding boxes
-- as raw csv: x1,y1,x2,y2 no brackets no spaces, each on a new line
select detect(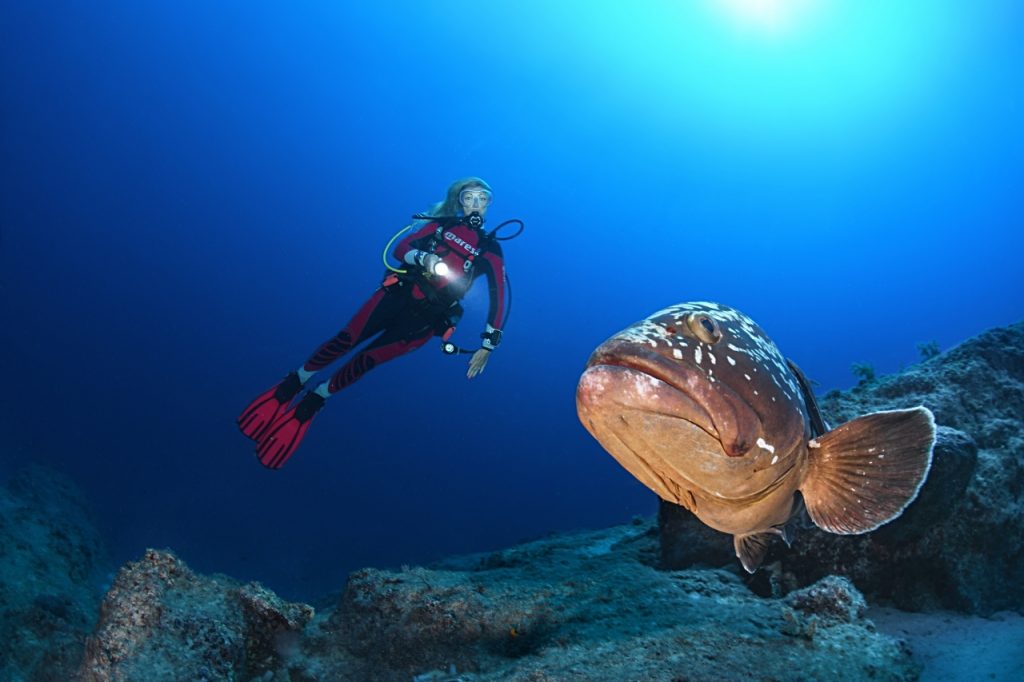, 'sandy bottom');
869,607,1024,681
